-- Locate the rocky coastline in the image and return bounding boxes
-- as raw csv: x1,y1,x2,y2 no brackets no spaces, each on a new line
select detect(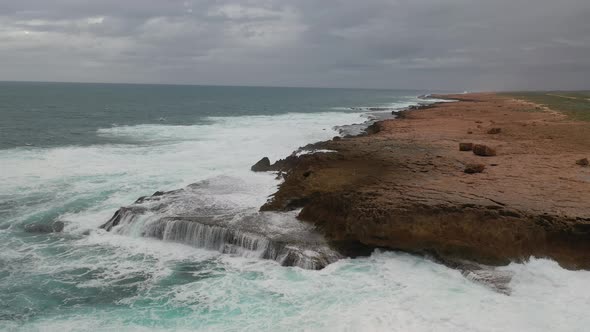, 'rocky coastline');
256,93,590,270
99,93,590,293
